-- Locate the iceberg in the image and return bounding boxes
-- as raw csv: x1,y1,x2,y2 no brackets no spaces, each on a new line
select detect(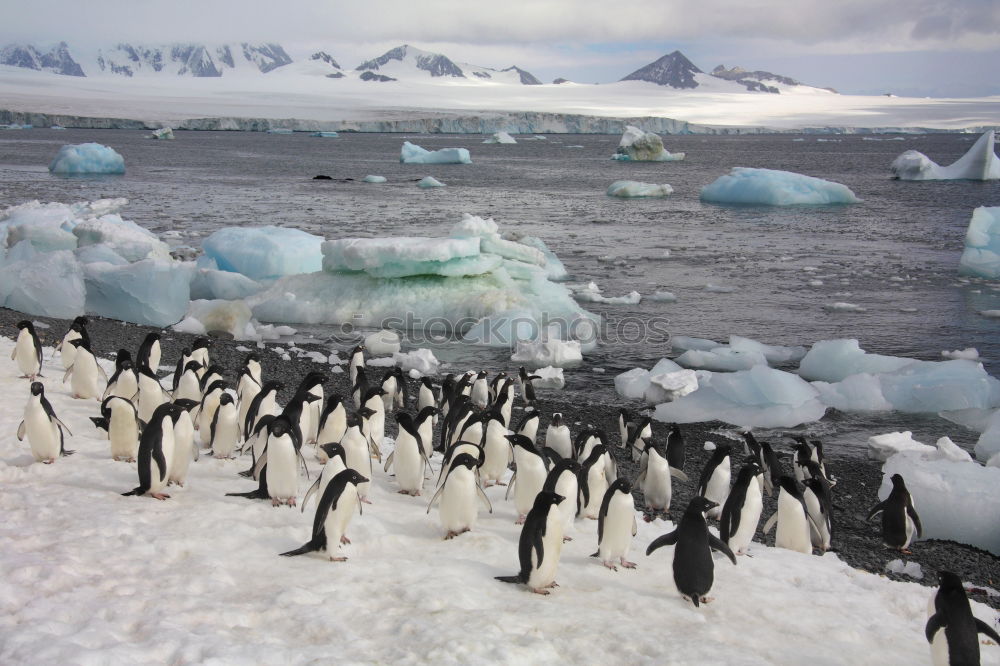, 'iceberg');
957,206,1000,279
71,214,170,262
499,232,568,281
321,236,493,278
867,431,936,462
670,336,720,352
83,259,193,327
799,339,913,382
150,128,174,140
616,358,698,403
532,366,565,389
611,126,684,162
365,330,401,355
400,141,471,165
570,282,641,305
0,244,85,318
483,131,516,144
363,175,387,183
310,131,339,138
700,168,860,206
393,348,440,376
417,176,445,188
189,268,263,301
974,410,1000,462
675,347,767,372
890,130,1000,181
812,373,893,412
75,244,128,266
48,143,125,175
606,181,674,198
511,337,582,367
729,335,807,365
202,226,324,281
